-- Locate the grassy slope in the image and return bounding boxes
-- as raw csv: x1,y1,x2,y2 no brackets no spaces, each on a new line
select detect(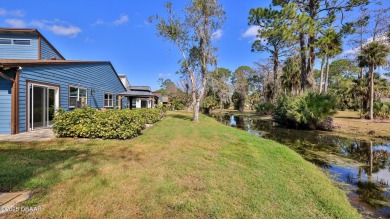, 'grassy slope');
0,112,361,218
